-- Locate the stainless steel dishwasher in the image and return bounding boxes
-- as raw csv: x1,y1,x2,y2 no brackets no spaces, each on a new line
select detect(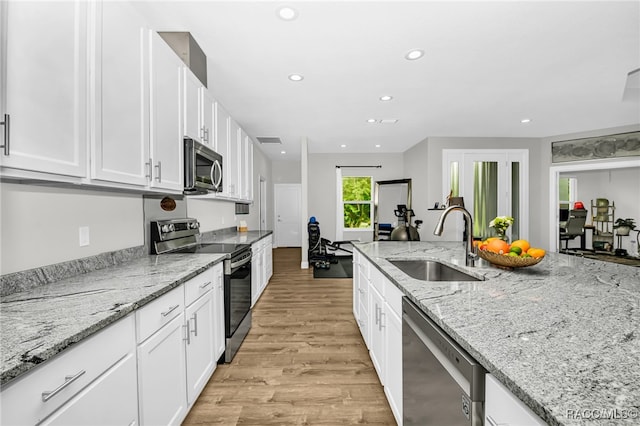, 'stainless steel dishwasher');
403,298,486,425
